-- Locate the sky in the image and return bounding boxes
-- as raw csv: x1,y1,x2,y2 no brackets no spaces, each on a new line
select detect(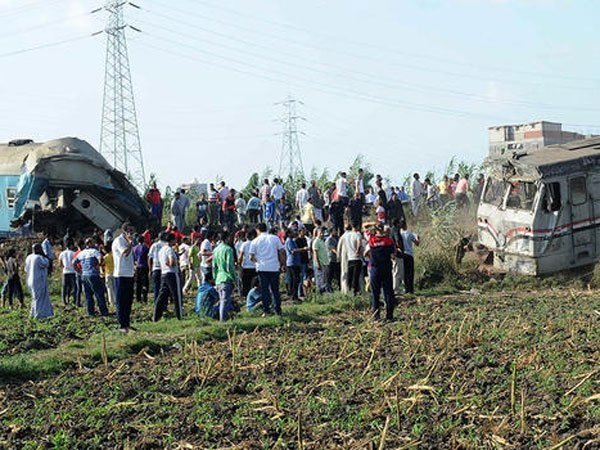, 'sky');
0,0,599,190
